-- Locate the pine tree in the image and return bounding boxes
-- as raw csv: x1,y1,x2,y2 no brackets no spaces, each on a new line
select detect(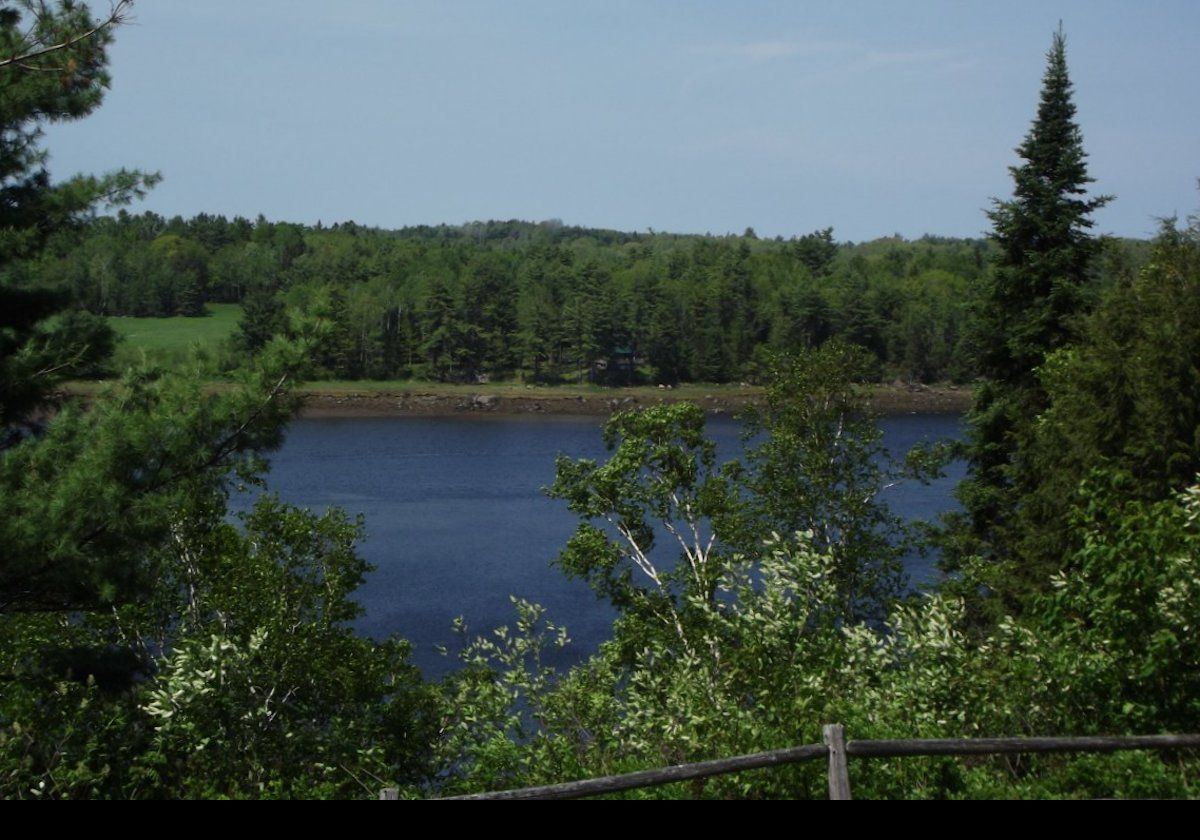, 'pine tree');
420,274,464,381
952,28,1110,594
0,2,157,429
0,3,303,613
235,282,286,354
